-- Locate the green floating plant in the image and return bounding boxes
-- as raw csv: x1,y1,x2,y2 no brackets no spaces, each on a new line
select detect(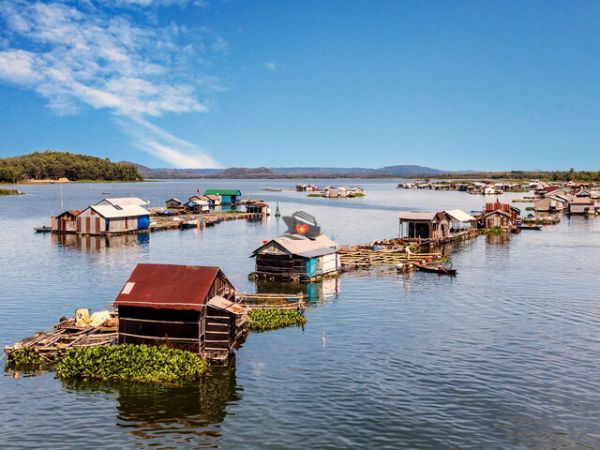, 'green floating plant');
247,309,307,332
55,344,208,385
